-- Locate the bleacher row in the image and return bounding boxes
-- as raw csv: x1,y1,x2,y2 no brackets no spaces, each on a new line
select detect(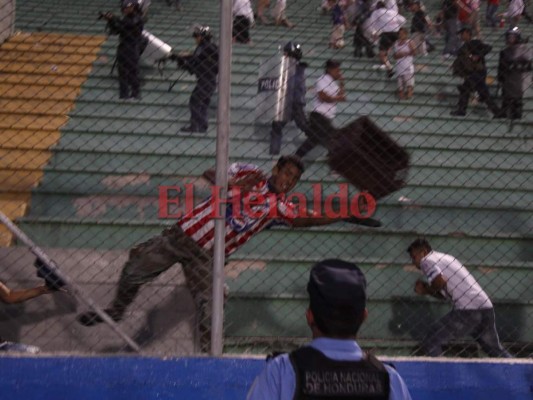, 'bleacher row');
1,0,532,355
